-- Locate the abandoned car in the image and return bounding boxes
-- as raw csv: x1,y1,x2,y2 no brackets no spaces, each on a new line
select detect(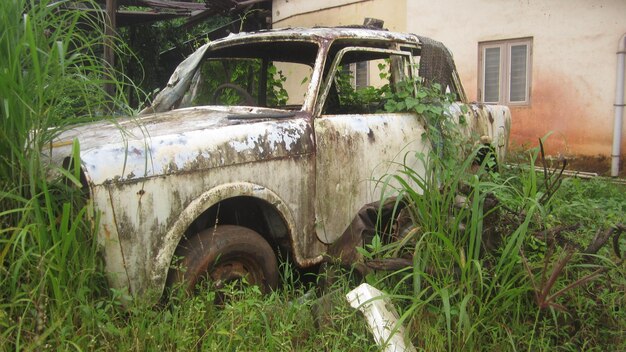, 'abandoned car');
48,27,511,299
